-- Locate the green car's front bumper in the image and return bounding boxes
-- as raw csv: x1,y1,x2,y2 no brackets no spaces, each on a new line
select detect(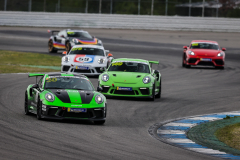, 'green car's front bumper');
99,83,154,98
